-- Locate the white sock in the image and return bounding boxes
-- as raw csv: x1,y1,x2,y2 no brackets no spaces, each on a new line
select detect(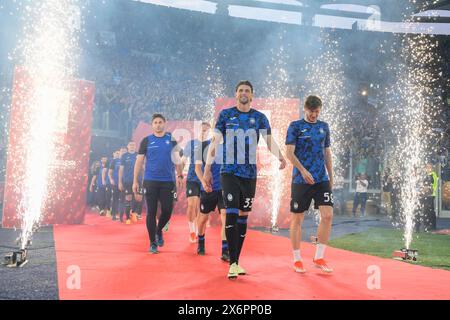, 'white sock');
293,249,302,262
188,221,195,233
314,243,326,260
